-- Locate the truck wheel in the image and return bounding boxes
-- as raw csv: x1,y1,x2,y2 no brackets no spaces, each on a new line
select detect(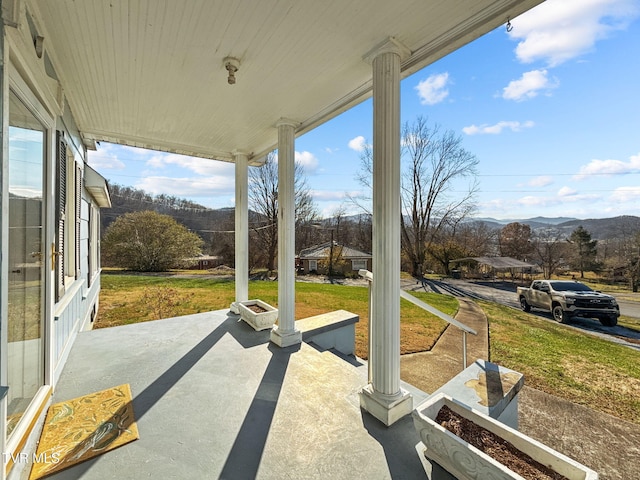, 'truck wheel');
599,316,618,327
520,297,531,312
552,305,570,324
